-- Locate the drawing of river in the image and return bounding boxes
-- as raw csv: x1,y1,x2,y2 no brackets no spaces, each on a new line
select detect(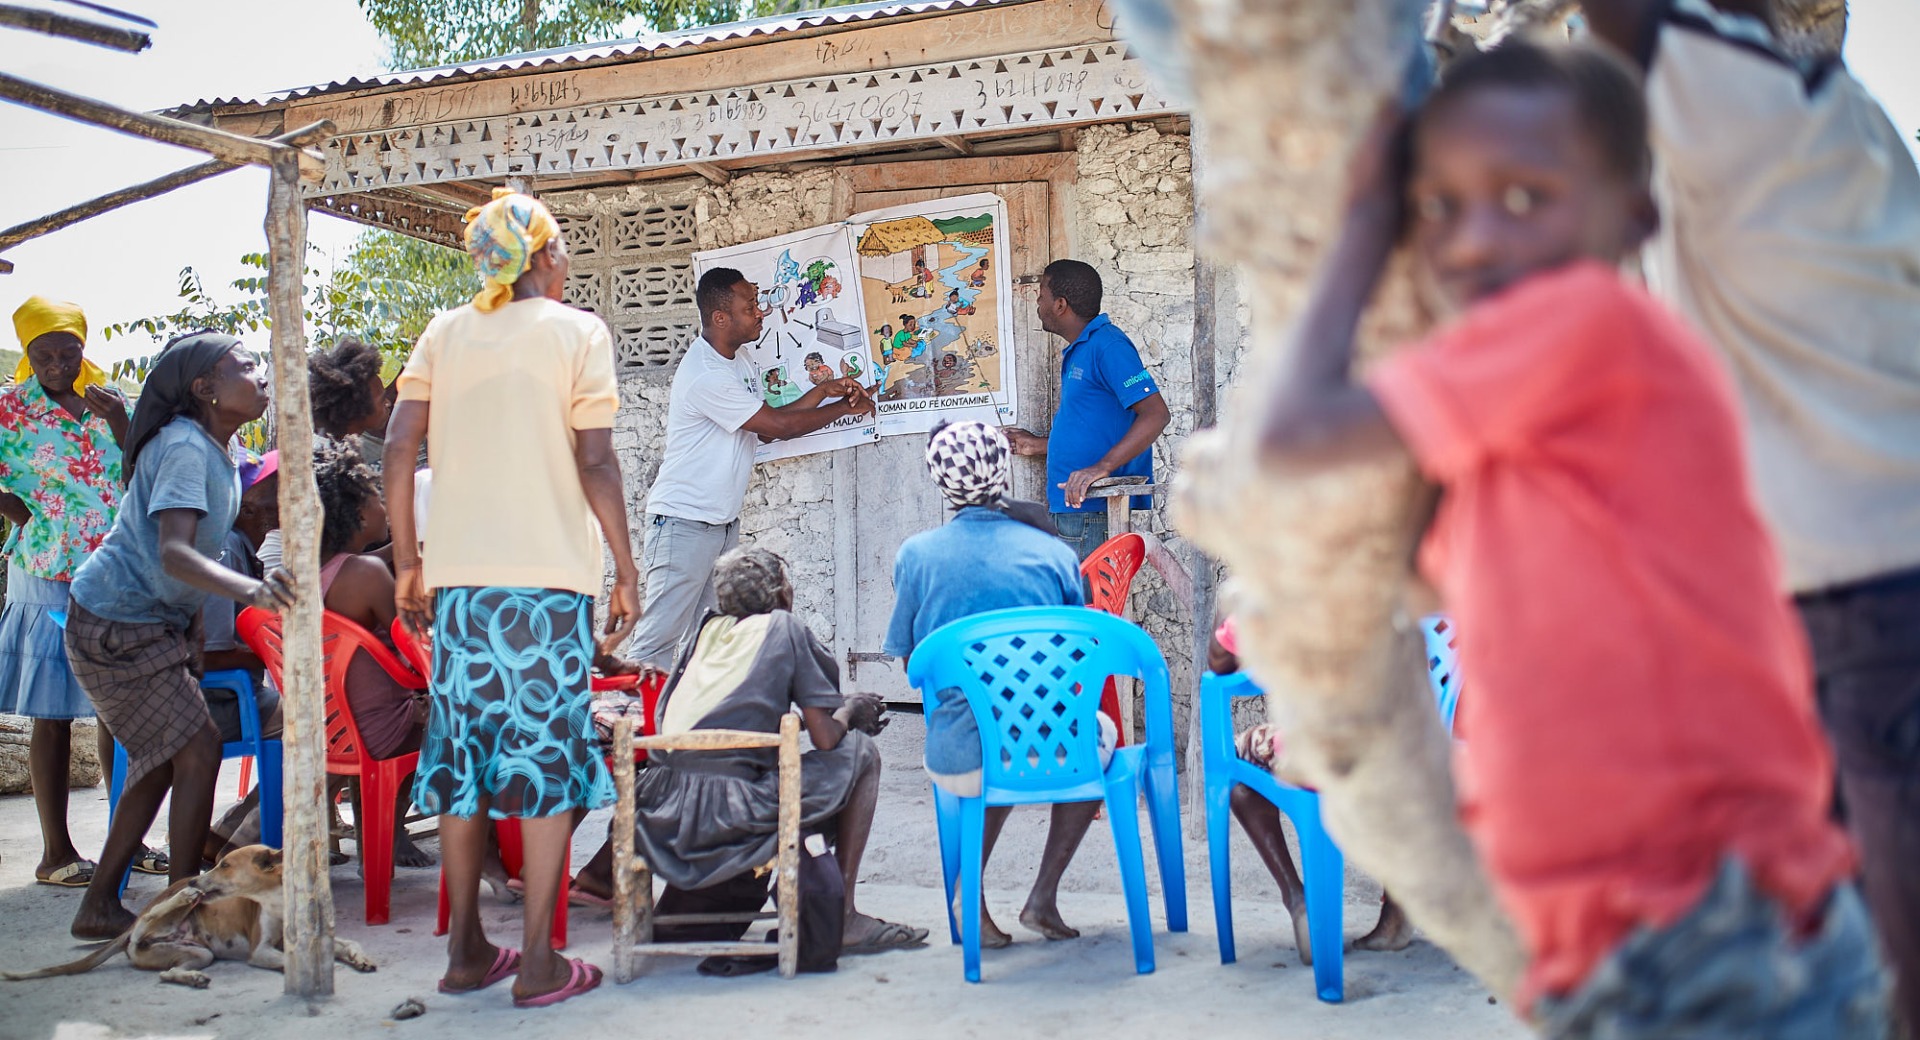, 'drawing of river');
915,241,988,352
